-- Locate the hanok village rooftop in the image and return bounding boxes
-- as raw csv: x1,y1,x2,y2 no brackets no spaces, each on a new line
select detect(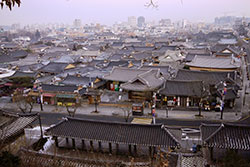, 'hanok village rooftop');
0,25,250,166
